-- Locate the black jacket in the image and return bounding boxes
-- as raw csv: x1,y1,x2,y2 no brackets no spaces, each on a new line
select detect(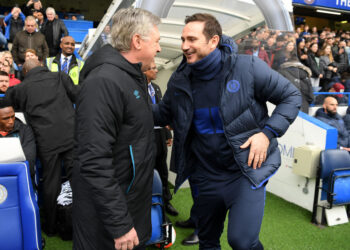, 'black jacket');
279,61,314,113
73,44,155,249
6,66,79,154
41,19,68,55
0,118,36,178
306,51,321,78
